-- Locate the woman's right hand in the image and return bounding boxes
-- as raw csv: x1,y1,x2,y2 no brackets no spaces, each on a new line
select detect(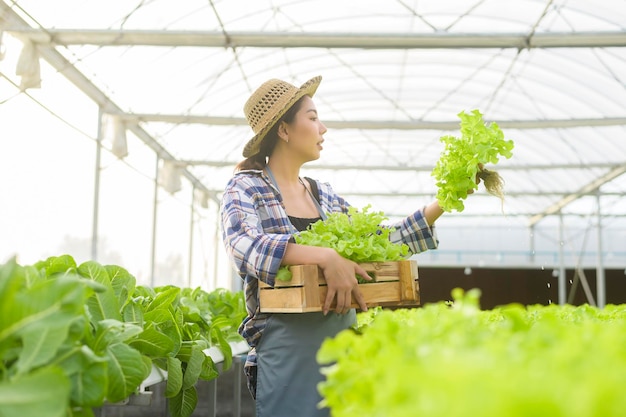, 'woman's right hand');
318,248,371,315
